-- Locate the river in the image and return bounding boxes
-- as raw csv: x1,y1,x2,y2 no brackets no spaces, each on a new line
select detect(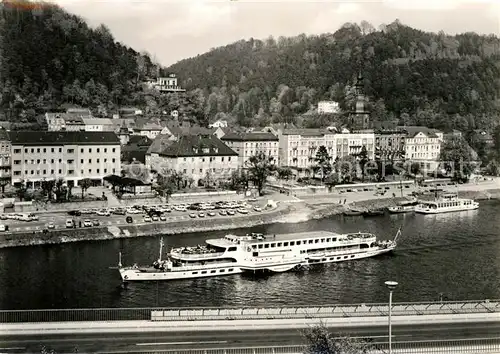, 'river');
1,200,499,310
